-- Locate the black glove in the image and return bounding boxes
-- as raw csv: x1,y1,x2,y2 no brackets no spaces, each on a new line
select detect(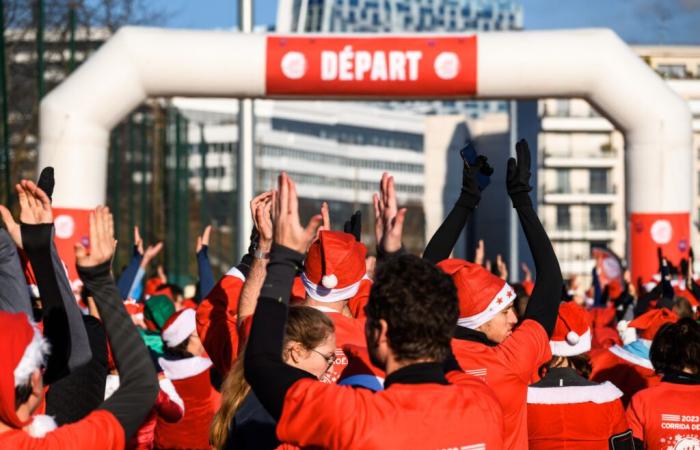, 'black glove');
37,167,55,202
343,210,362,242
660,257,675,301
456,154,492,209
506,139,533,208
